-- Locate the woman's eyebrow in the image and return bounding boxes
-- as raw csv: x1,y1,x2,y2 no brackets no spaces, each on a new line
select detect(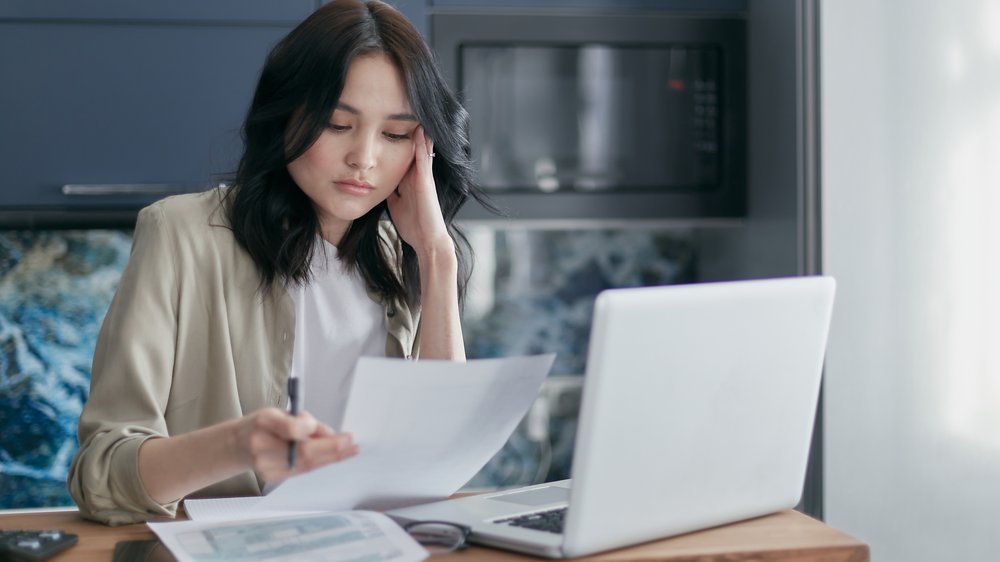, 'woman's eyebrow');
336,102,418,122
